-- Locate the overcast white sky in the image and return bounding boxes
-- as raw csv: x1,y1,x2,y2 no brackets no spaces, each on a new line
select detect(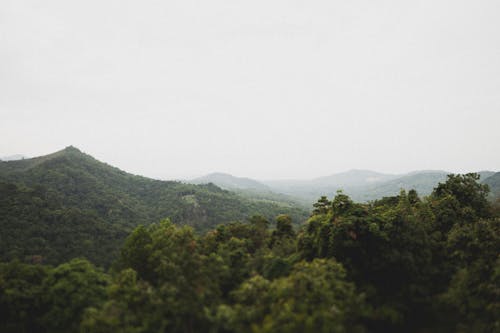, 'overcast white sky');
1,0,499,180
